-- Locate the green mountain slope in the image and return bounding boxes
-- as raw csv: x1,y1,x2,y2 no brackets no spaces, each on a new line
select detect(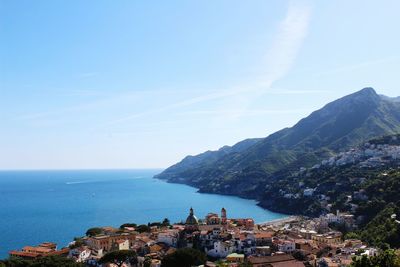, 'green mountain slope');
155,88,400,198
